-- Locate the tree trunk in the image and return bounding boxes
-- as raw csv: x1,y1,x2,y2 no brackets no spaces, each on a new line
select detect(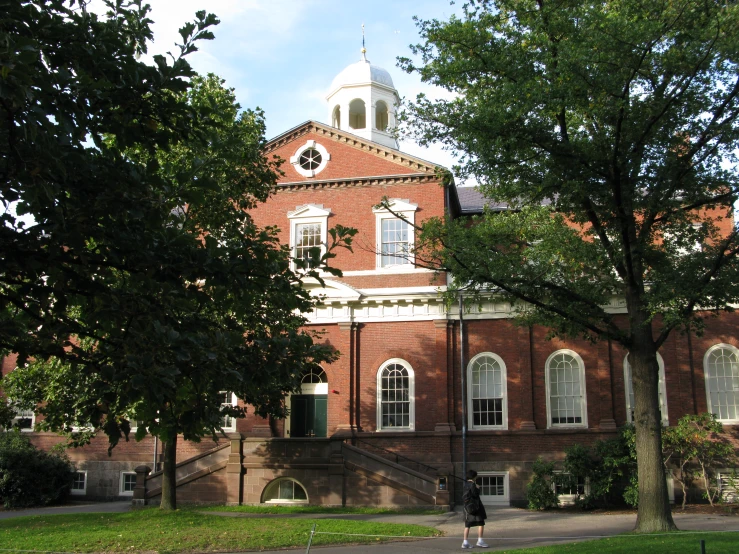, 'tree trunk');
630,325,677,532
160,434,177,510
